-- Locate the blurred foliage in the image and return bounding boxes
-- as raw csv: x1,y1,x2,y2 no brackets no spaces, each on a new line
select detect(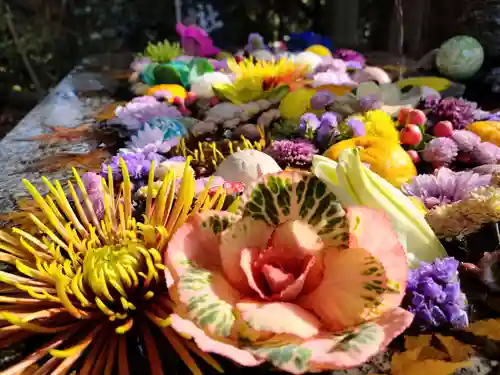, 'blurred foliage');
0,0,389,92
